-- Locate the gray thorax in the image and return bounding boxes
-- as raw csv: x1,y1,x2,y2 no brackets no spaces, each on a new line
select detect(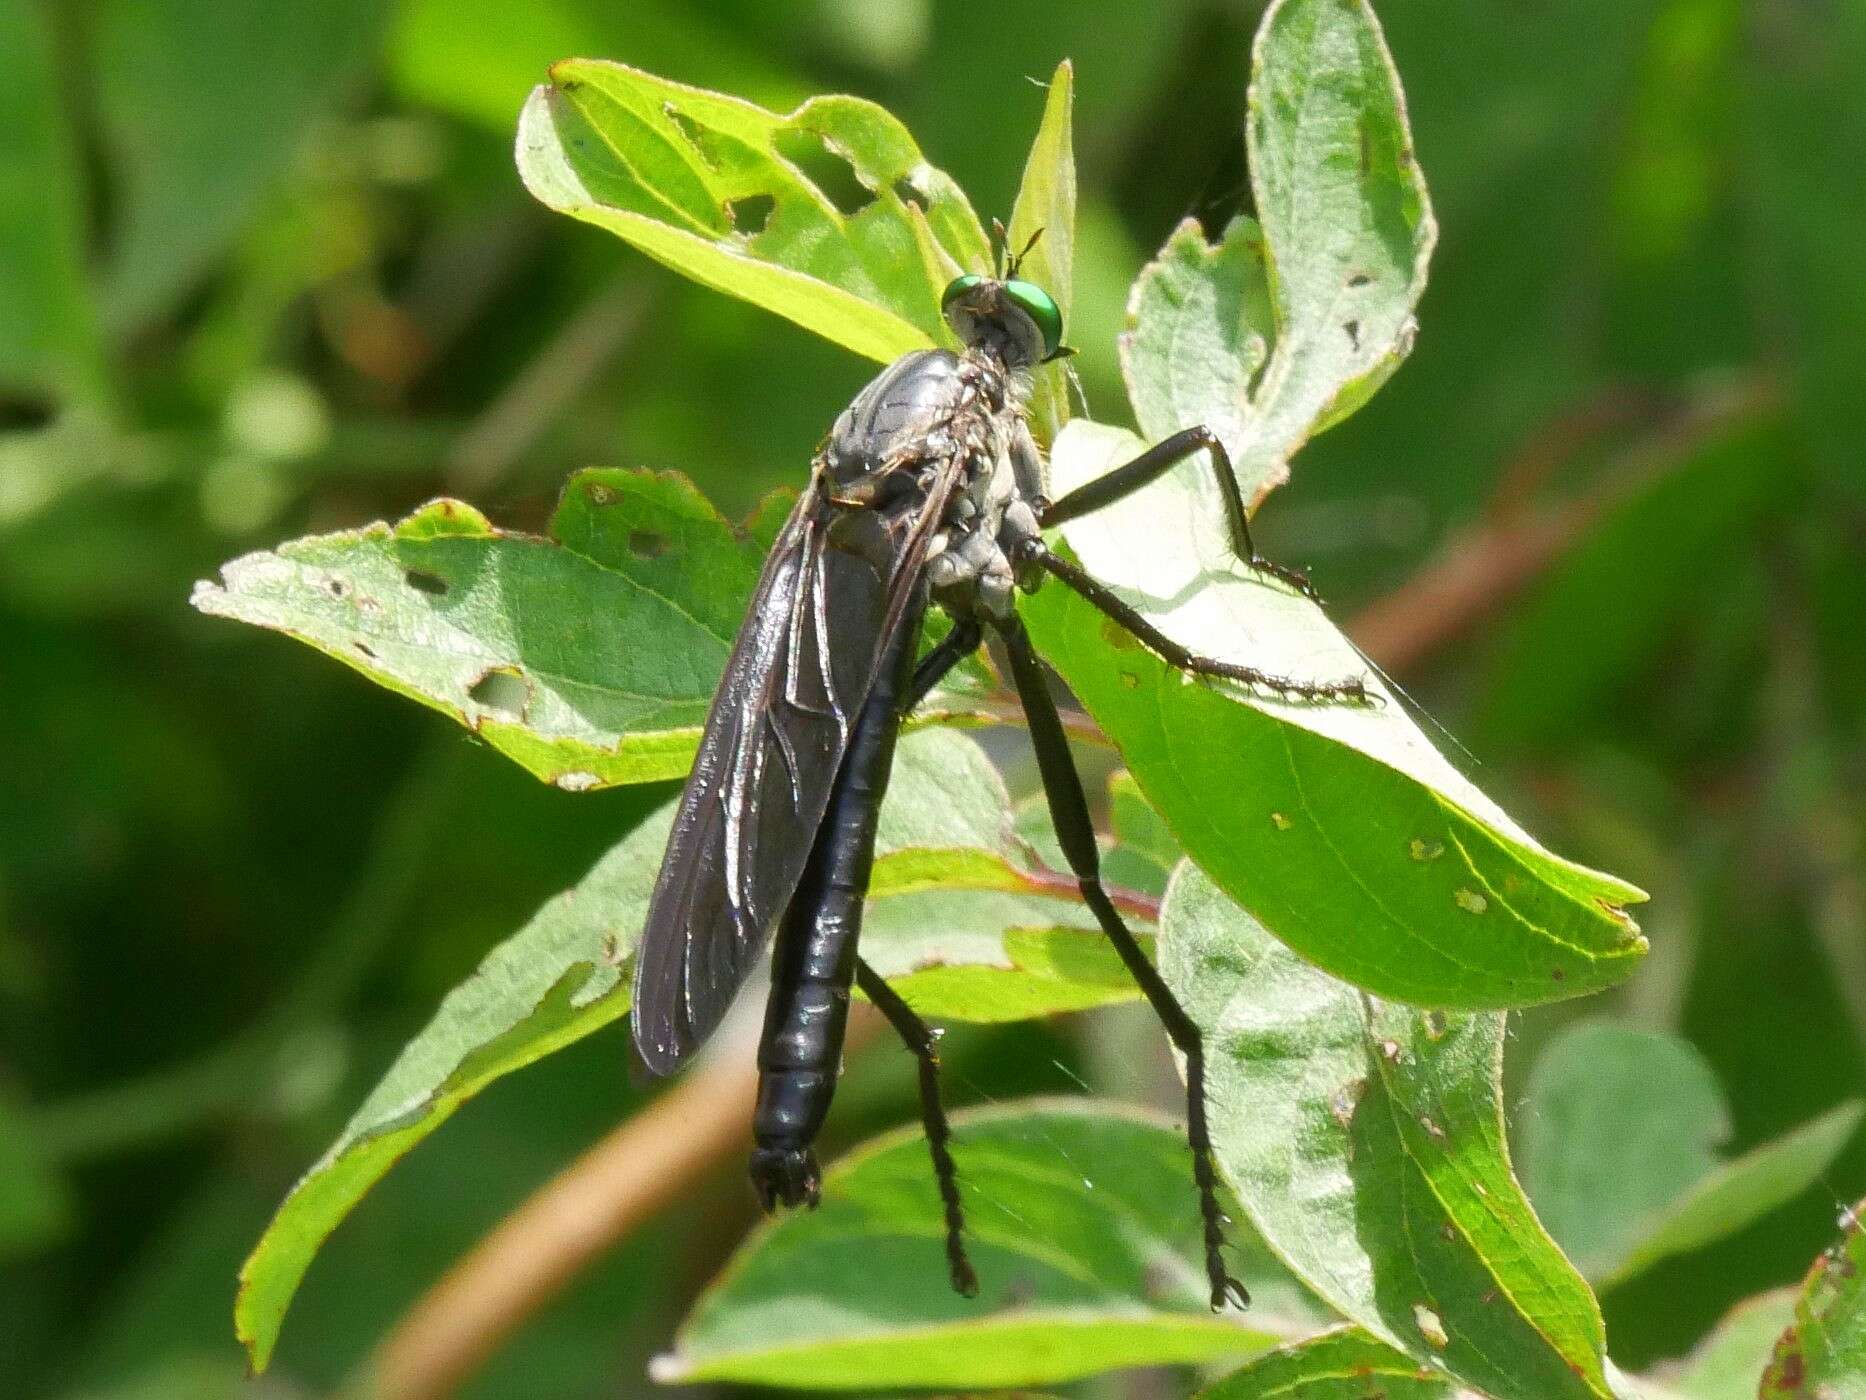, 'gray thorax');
819,347,1045,621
